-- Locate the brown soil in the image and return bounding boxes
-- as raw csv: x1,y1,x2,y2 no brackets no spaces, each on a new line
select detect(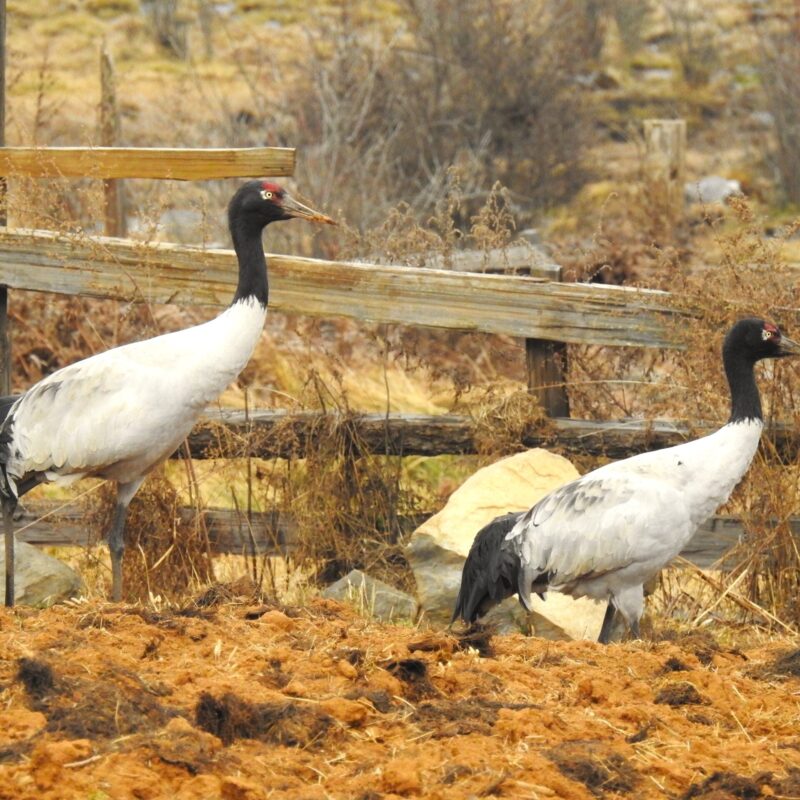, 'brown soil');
1,598,799,800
